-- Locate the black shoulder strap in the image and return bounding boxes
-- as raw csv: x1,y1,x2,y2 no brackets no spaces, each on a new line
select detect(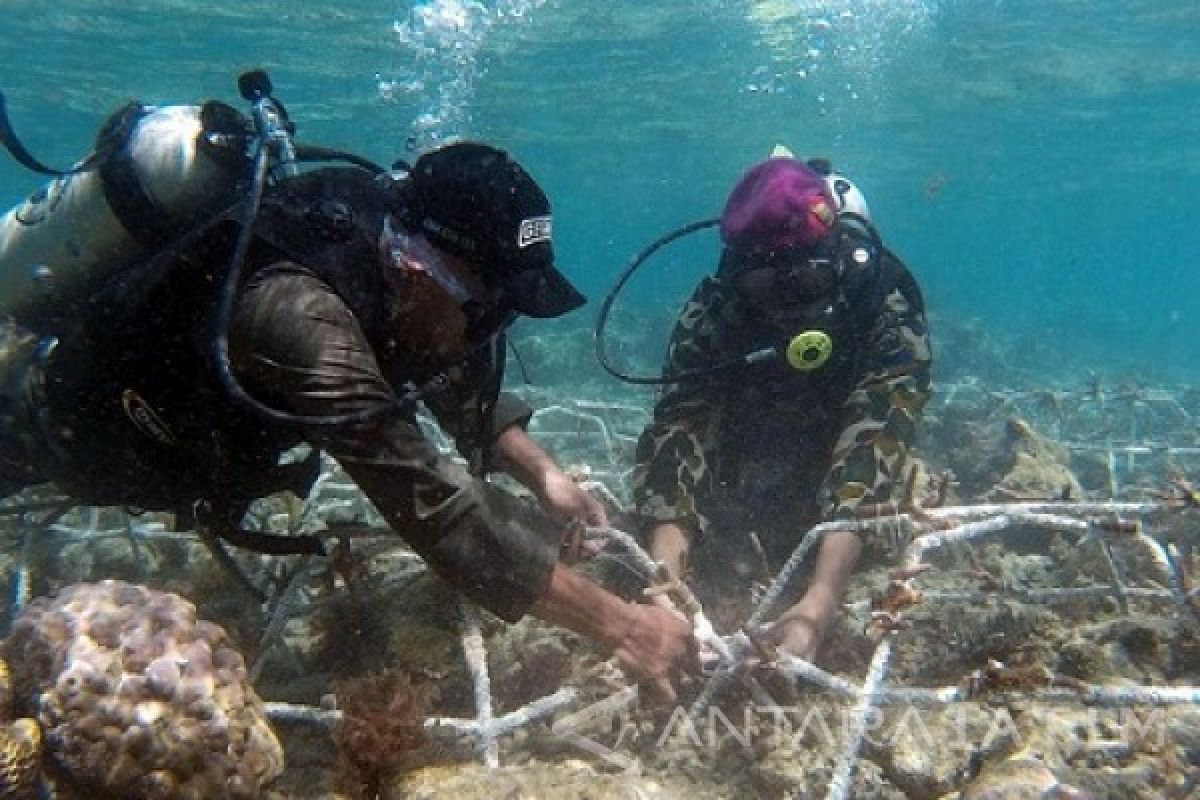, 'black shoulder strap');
466,332,506,476
249,166,396,337
97,104,182,248
846,239,924,332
